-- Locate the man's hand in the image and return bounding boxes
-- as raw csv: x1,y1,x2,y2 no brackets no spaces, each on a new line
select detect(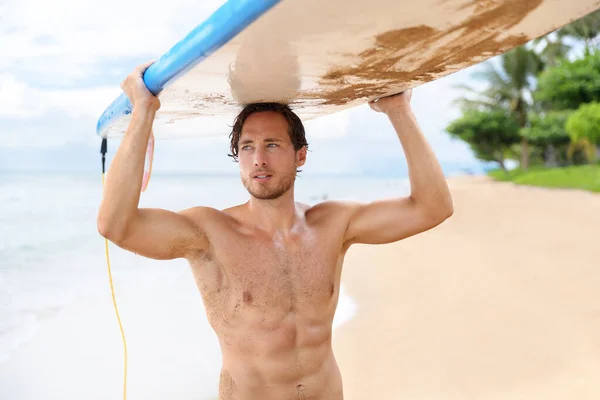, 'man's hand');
121,60,161,112
369,89,412,114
